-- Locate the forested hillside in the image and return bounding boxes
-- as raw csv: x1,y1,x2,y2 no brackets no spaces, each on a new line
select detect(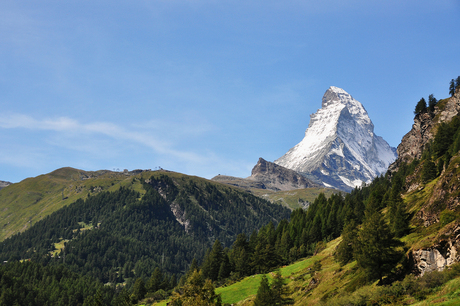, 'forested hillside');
0,171,290,305
0,167,145,241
